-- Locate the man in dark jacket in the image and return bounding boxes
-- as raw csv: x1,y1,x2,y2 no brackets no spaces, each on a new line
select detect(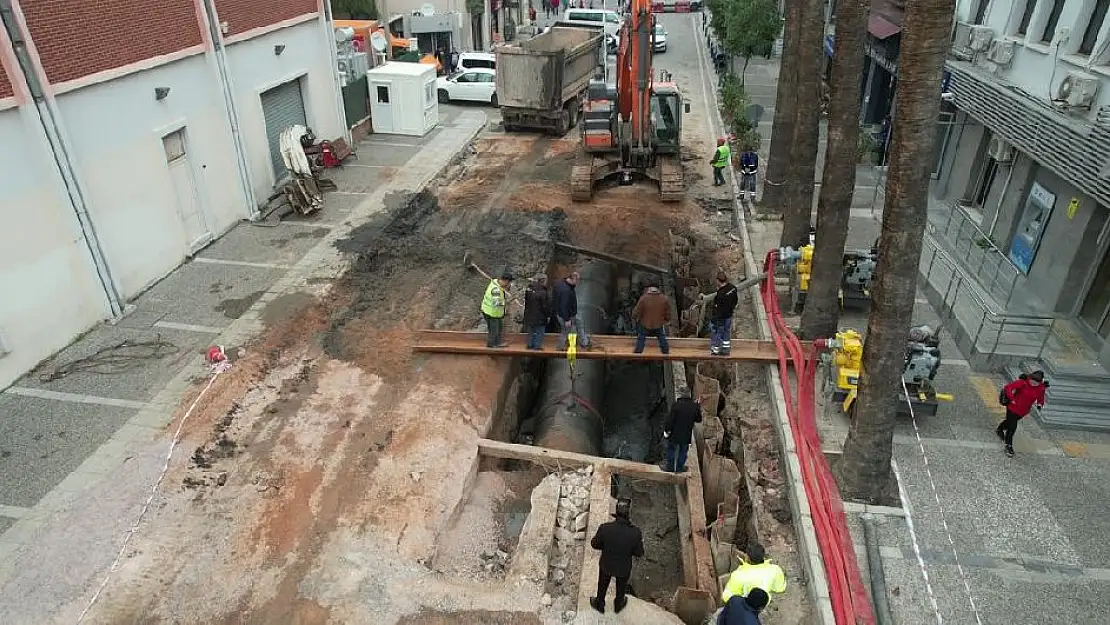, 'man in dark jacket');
589,498,644,614
663,394,702,472
554,271,591,349
718,588,768,625
710,272,739,356
523,275,553,350
632,283,671,354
